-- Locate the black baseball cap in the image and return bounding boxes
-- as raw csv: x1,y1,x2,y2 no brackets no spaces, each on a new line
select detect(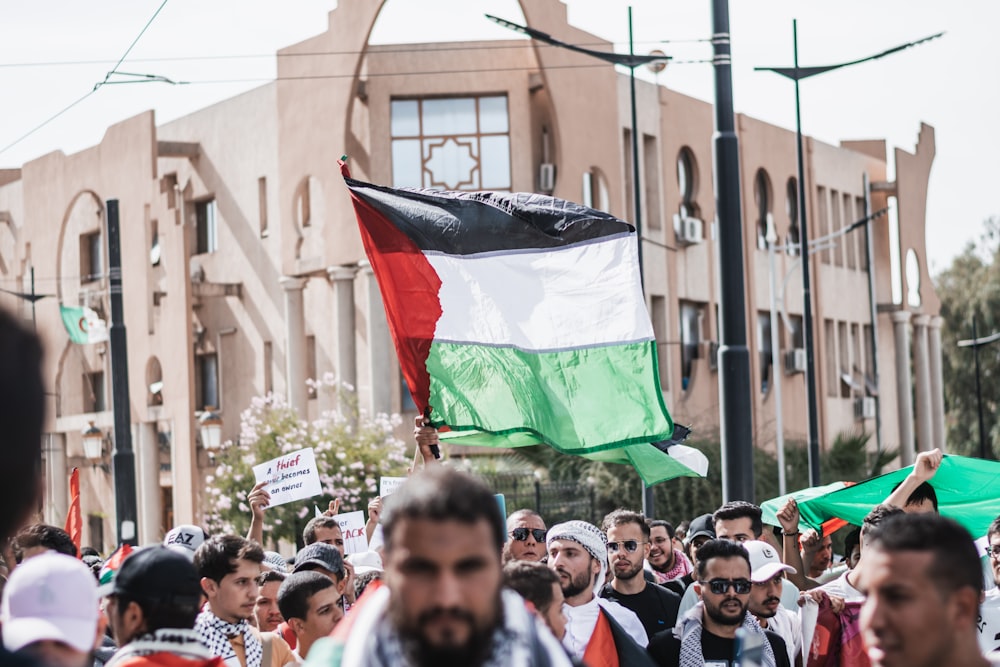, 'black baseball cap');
97,546,202,607
293,543,345,578
684,513,717,546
